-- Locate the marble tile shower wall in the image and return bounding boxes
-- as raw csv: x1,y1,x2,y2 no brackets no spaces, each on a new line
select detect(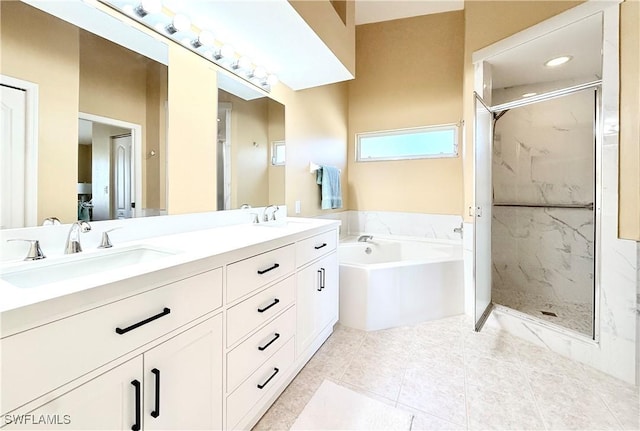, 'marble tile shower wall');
491,89,596,334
